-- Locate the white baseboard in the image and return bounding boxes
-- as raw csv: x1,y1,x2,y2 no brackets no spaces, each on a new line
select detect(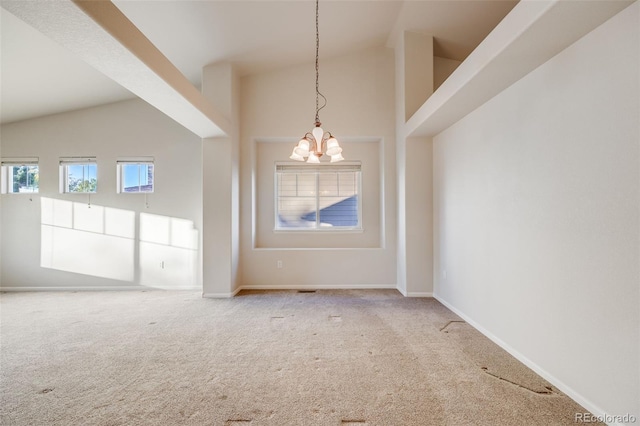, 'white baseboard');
3,284,400,298
238,284,397,291
203,284,398,298
221,285,427,298
433,294,618,425
395,286,432,298
0,284,426,300
406,292,433,297
0,286,199,292
203,287,243,298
